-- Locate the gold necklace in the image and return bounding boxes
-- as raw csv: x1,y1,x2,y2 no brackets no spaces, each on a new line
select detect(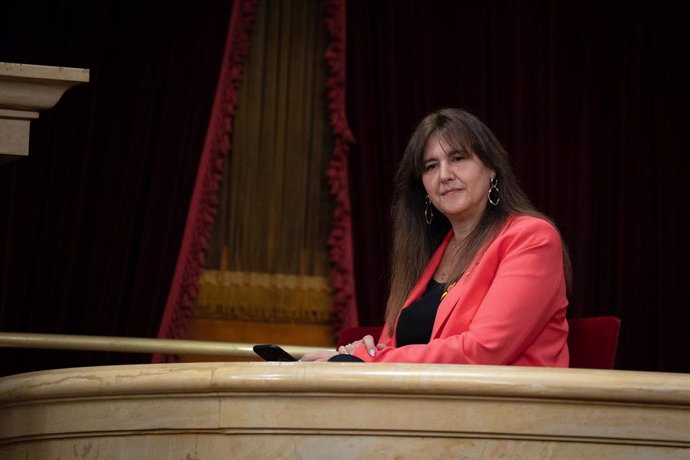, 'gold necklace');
441,280,457,299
